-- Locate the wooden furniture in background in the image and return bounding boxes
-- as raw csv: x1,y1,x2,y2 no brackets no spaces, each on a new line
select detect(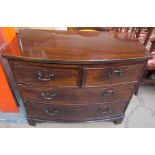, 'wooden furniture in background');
135,27,153,46
130,27,155,88
111,27,153,47
143,38,155,84
2,29,150,125
132,27,155,84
